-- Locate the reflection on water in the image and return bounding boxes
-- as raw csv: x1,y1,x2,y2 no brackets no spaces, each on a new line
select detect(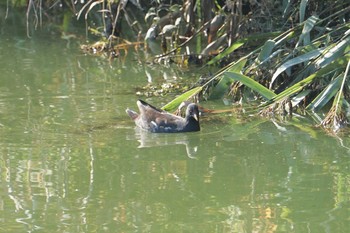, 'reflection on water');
1,19,350,233
127,127,199,159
